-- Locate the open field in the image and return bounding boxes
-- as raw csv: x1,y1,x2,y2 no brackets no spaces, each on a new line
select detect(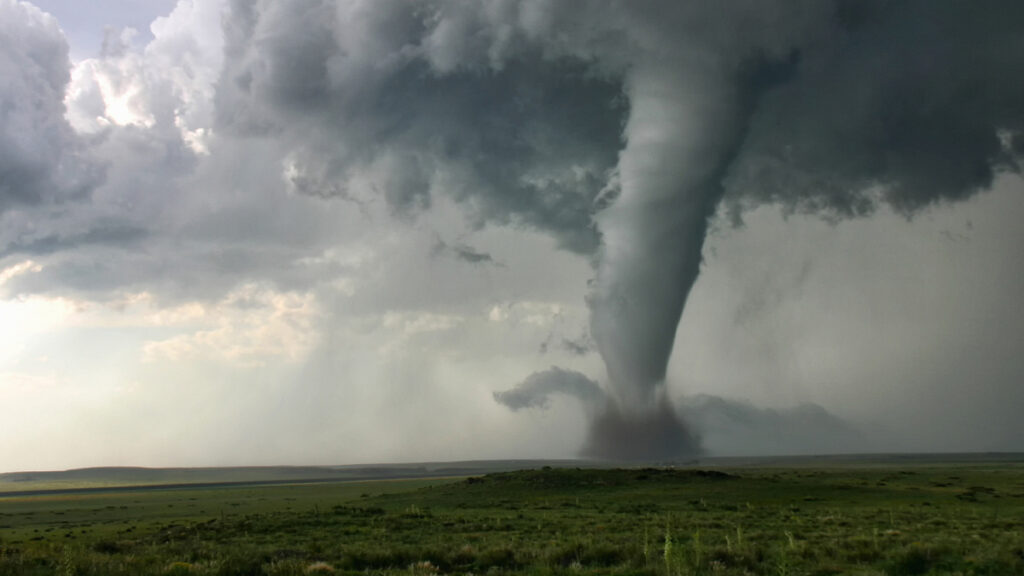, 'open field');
1,458,1023,575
